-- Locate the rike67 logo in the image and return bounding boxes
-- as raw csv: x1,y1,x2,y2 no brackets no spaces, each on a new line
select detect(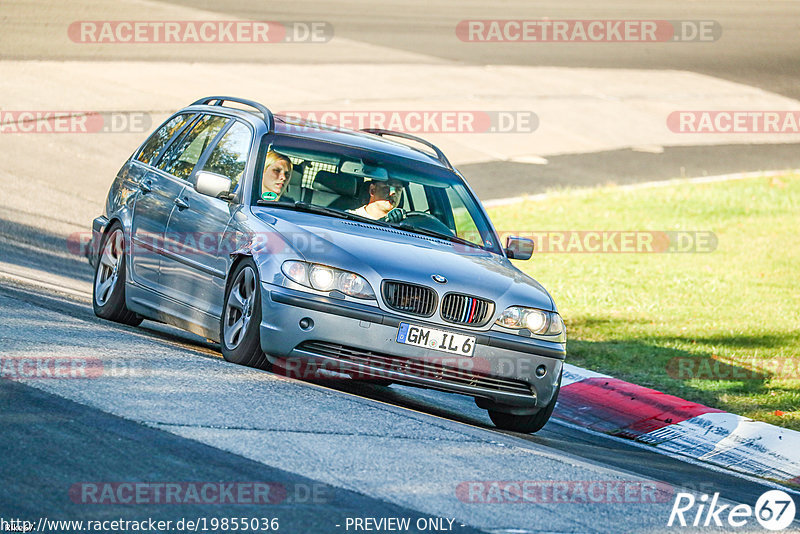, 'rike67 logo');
668,490,796,530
